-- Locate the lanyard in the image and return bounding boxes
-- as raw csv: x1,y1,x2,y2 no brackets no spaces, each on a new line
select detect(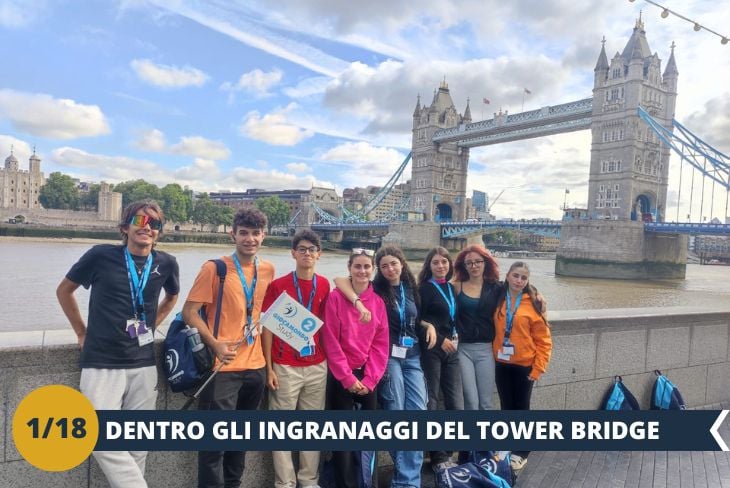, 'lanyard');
395,283,406,332
504,292,523,345
232,254,258,327
430,279,457,337
124,247,153,320
292,272,317,311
